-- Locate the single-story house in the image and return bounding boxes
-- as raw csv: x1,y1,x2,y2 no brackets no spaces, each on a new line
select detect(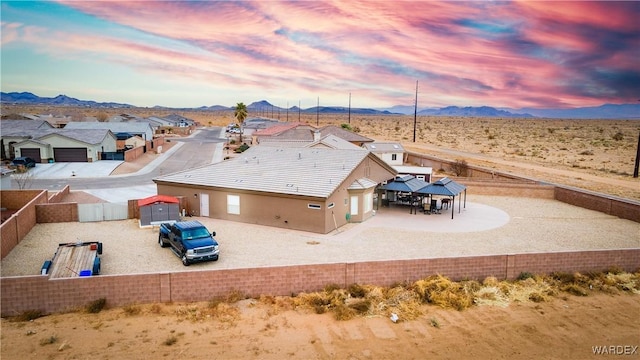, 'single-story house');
13,129,117,162
254,123,374,148
0,119,54,159
393,165,433,183
154,146,397,234
363,142,405,166
64,121,154,143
